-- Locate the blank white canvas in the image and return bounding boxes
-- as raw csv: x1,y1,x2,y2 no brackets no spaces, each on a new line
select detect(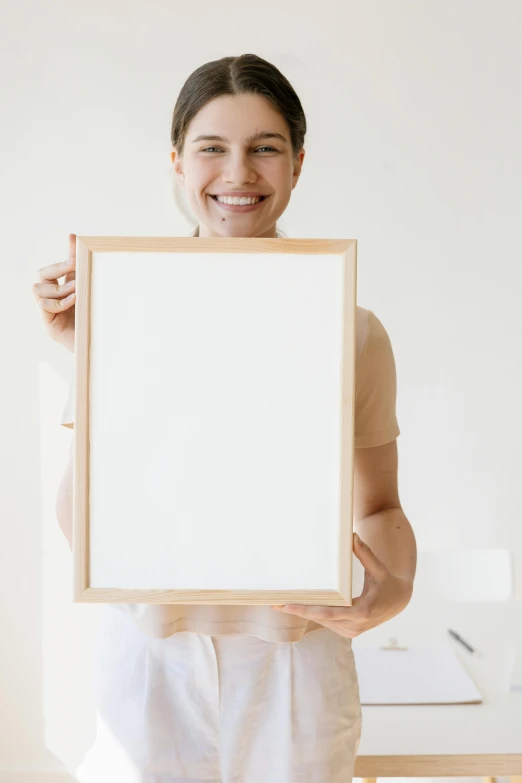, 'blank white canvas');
88,250,347,590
